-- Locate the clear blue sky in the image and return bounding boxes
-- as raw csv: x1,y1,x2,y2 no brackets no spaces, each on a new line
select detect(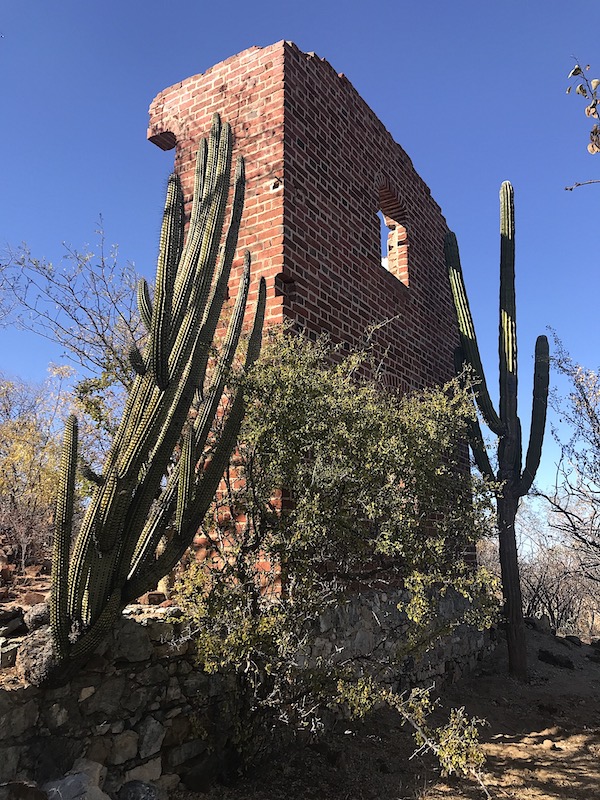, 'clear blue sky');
1,1,598,490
